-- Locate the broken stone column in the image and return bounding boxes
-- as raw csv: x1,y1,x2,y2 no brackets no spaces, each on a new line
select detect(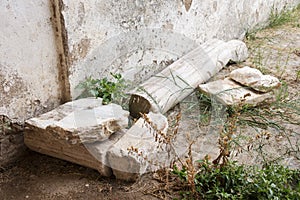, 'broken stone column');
106,112,170,181
129,39,248,118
